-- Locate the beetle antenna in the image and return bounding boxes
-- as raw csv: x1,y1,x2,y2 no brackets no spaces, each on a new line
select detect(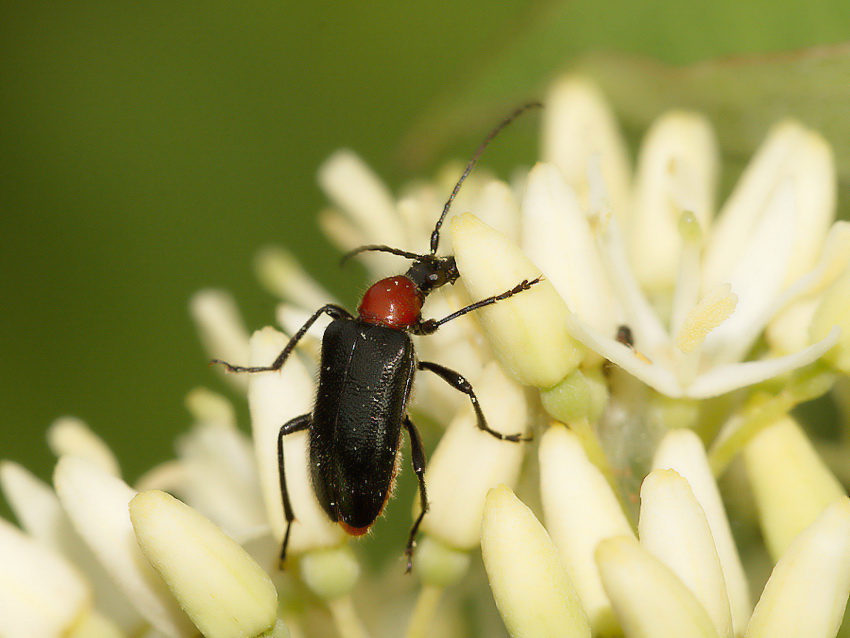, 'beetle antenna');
340,244,427,266
429,101,543,255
